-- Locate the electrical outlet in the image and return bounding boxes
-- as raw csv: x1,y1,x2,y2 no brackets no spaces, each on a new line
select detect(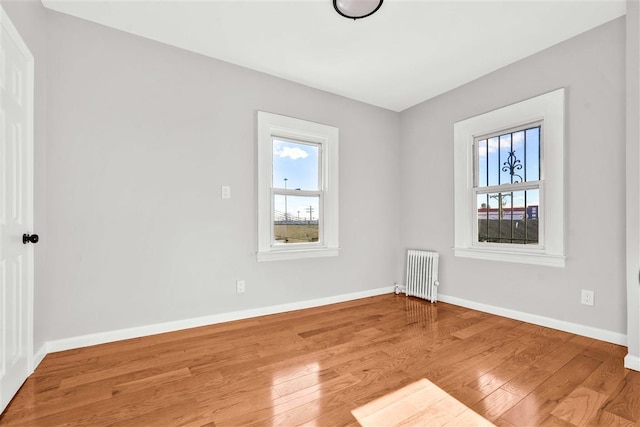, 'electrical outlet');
581,289,594,306
221,186,231,199
236,280,245,294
